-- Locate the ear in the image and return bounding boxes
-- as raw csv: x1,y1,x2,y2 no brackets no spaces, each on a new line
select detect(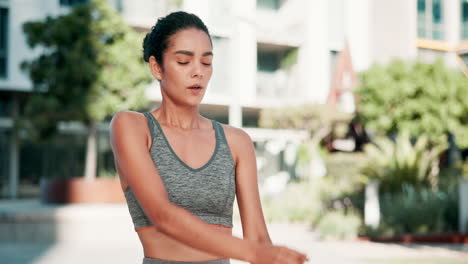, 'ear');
149,56,163,81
